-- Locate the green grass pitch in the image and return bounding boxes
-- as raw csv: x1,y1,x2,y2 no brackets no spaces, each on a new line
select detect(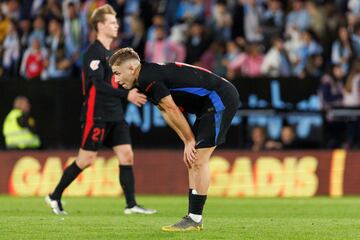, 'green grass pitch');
1,196,360,239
